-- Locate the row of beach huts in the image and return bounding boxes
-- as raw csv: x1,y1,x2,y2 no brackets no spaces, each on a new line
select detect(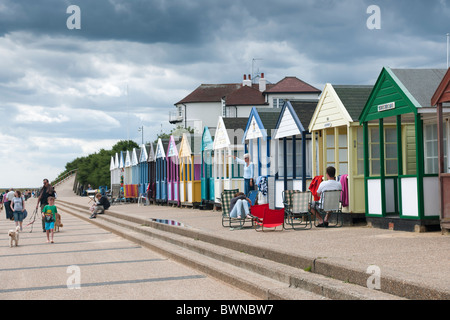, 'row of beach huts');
109,67,450,233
